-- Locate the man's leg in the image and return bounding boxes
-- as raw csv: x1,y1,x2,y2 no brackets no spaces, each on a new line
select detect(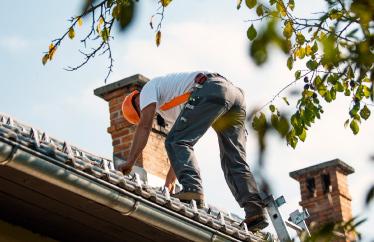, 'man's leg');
212,94,268,231
165,86,227,203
